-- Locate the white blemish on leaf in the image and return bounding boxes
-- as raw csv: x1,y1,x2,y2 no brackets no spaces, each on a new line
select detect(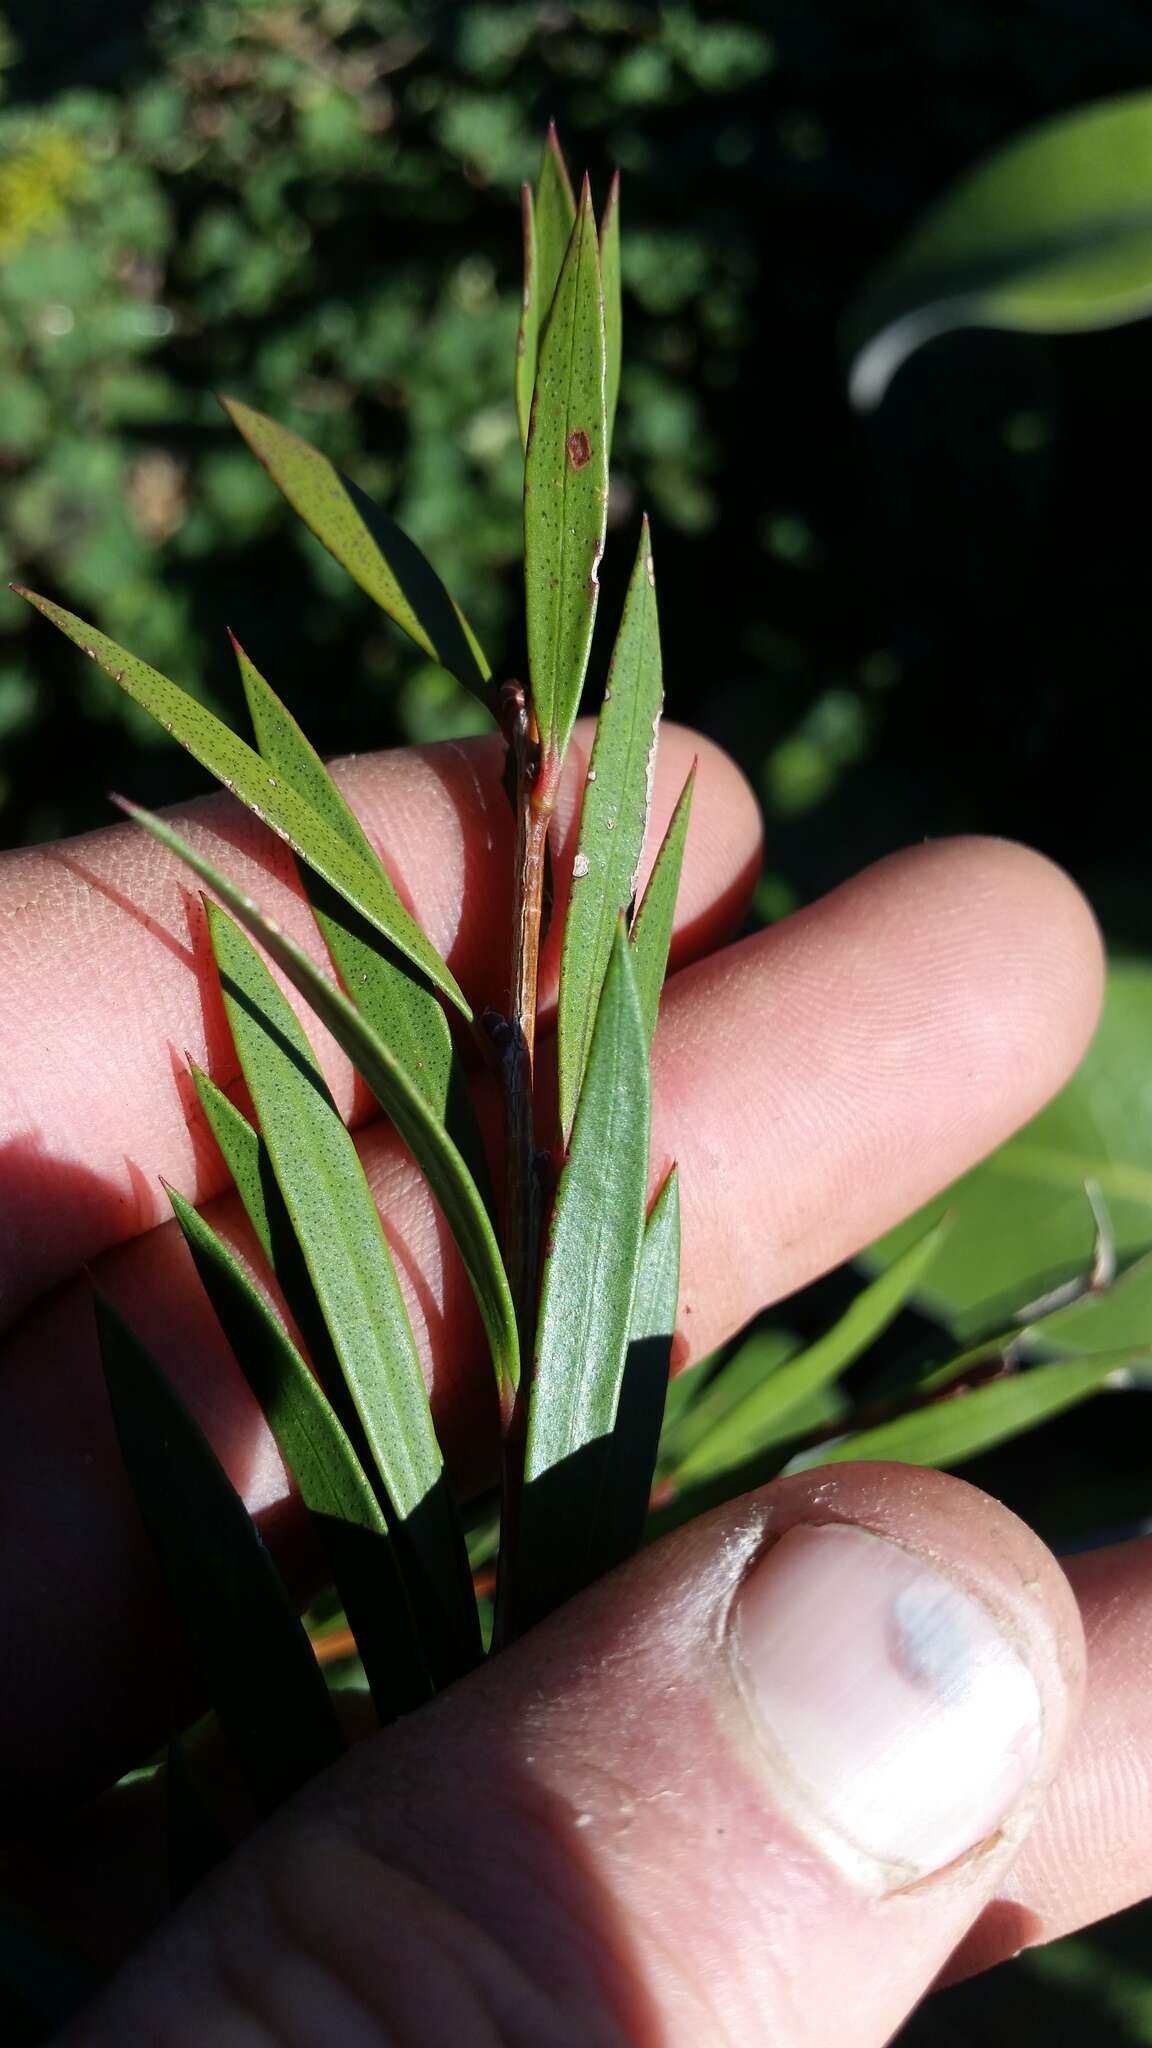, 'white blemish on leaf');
630,704,662,901
572,852,590,879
